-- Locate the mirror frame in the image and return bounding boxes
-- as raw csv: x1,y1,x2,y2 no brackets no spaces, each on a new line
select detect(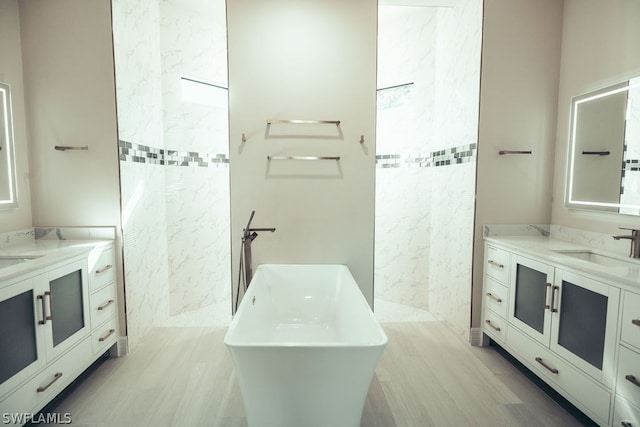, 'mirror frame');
565,78,640,215
0,81,18,209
